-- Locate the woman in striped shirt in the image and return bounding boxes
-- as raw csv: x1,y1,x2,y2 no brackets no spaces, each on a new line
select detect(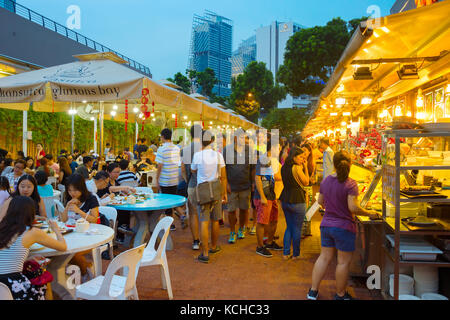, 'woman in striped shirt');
0,196,67,300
